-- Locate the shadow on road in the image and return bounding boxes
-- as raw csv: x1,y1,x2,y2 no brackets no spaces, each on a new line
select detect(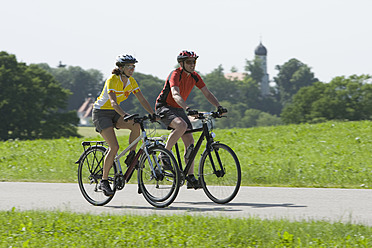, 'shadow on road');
105,204,239,212
104,201,307,213
226,202,307,208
